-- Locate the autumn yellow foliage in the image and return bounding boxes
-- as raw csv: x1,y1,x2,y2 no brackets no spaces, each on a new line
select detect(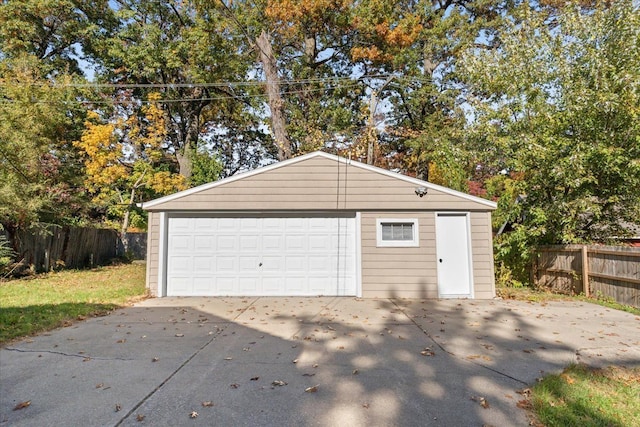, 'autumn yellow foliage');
73,94,186,229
